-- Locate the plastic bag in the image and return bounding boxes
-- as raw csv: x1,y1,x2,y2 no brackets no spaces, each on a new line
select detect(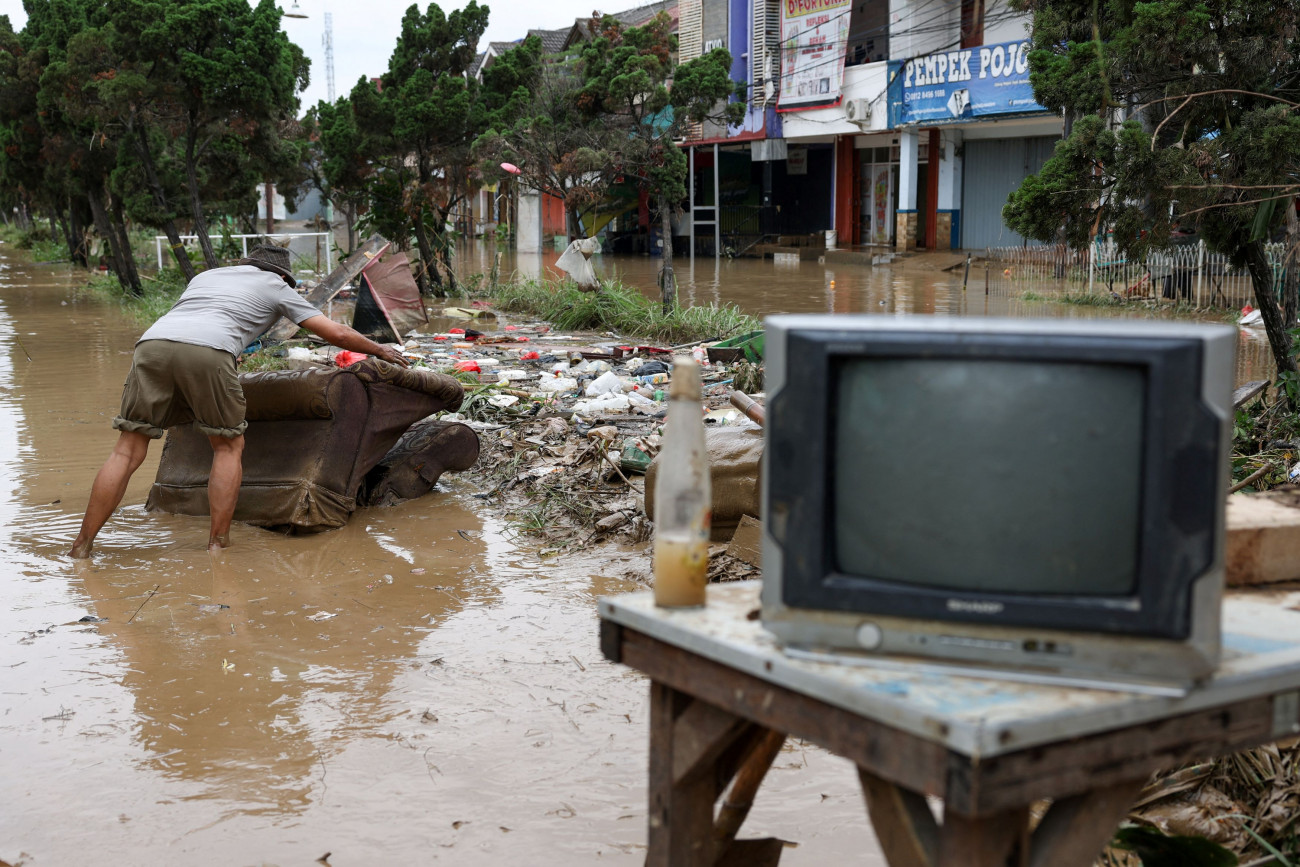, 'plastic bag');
555,237,601,291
